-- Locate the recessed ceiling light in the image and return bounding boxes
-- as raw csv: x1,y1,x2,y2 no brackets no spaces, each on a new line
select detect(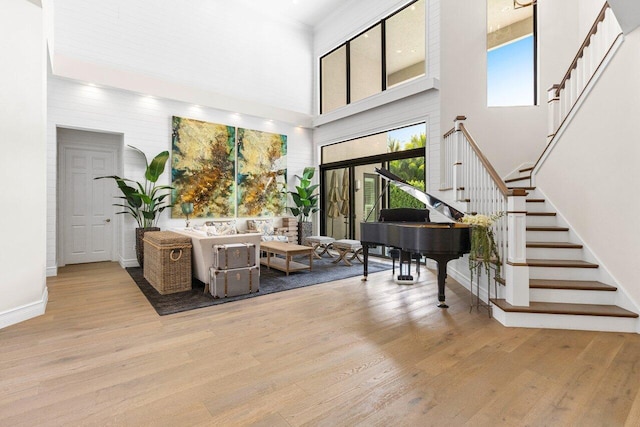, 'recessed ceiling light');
396,50,402,54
